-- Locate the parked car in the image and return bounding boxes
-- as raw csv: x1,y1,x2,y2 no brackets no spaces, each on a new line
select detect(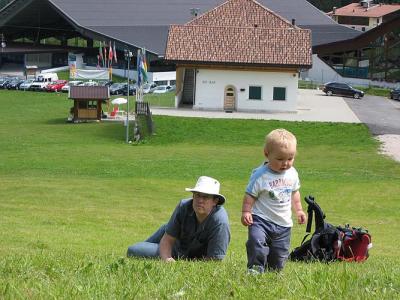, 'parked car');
19,79,35,90
45,80,68,92
98,80,113,87
29,73,59,91
61,80,83,93
153,85,171,94
6,78,24,90
322,82,364,99
82,80,98,86
122,84,136,96
142,83,157,94
389,87,400,101
109,83,127,95
0,77,12,89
